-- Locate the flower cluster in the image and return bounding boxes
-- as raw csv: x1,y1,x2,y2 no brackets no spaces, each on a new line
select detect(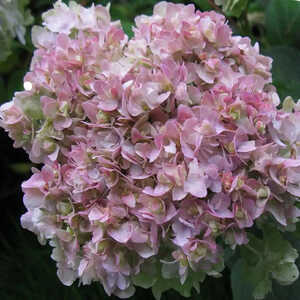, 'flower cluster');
1,1,300,298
